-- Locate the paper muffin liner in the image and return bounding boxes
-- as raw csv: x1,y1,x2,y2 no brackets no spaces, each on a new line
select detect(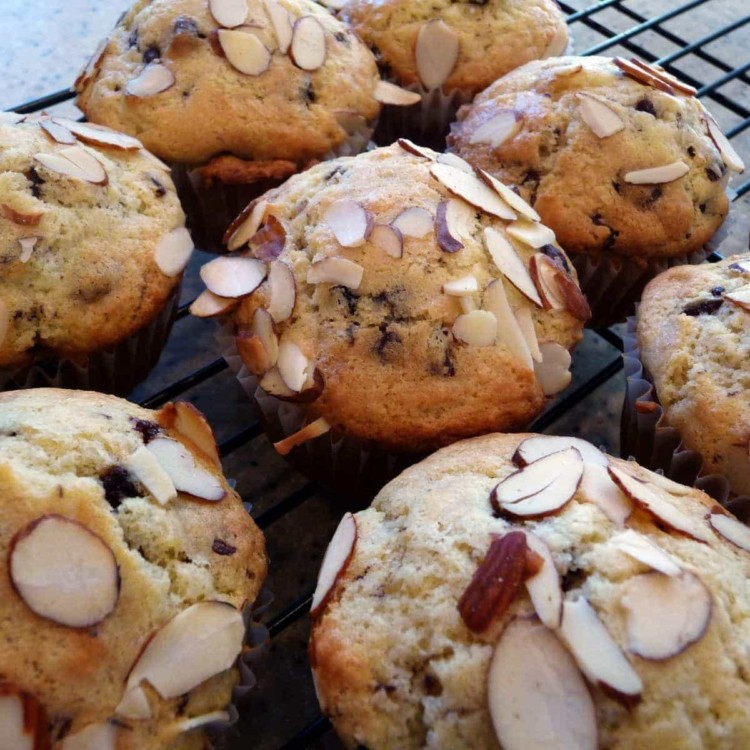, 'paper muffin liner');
217,322,419,506
0,283,180,397
172,119,376,255
621,316,750,521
